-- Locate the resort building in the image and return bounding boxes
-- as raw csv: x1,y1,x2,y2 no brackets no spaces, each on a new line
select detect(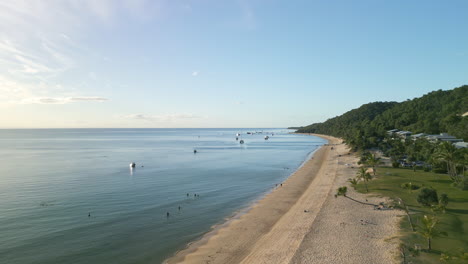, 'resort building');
425,133,464,143
395,130,412,139
411,133,427,140
454,142,468,149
